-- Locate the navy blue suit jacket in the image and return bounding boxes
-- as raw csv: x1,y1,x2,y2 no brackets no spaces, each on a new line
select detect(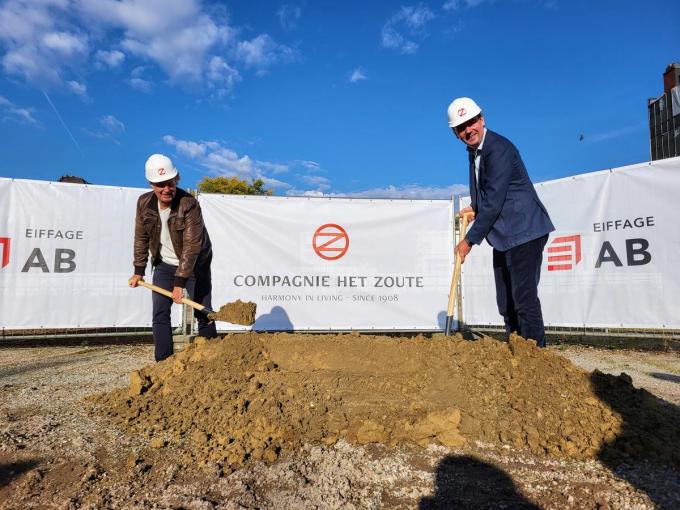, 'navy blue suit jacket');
466,130,554,251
